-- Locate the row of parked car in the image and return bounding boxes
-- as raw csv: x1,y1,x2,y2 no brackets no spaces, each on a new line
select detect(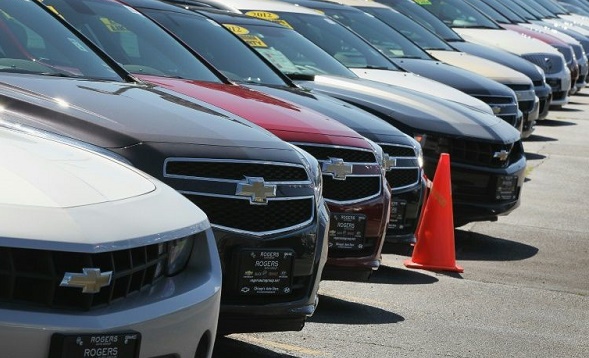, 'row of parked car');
2,0,588,356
